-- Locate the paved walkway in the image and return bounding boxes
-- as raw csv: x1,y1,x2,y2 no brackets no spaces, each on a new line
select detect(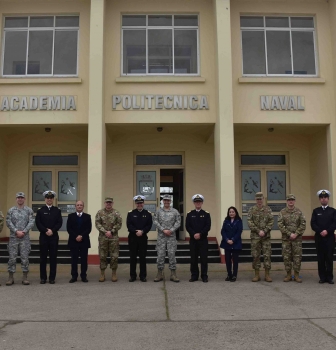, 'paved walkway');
0,262,335,350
